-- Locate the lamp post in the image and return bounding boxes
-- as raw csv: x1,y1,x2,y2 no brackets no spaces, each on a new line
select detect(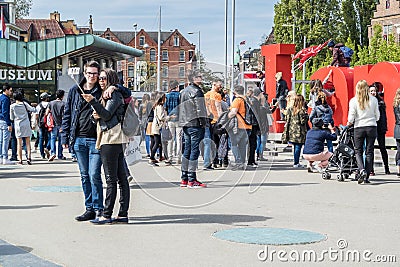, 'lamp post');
188,31,201,68
133,23,138,91
282,23,295,90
